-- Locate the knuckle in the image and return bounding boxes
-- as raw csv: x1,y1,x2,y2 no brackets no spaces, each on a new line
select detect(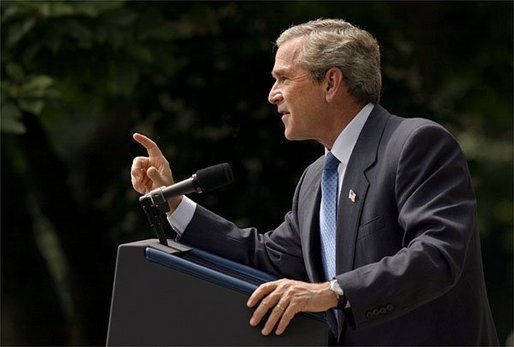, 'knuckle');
285,286,299,298
256,283,270,293
288,302,301,314
133,156,146,164
261,282,273,290
261,298,275,308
